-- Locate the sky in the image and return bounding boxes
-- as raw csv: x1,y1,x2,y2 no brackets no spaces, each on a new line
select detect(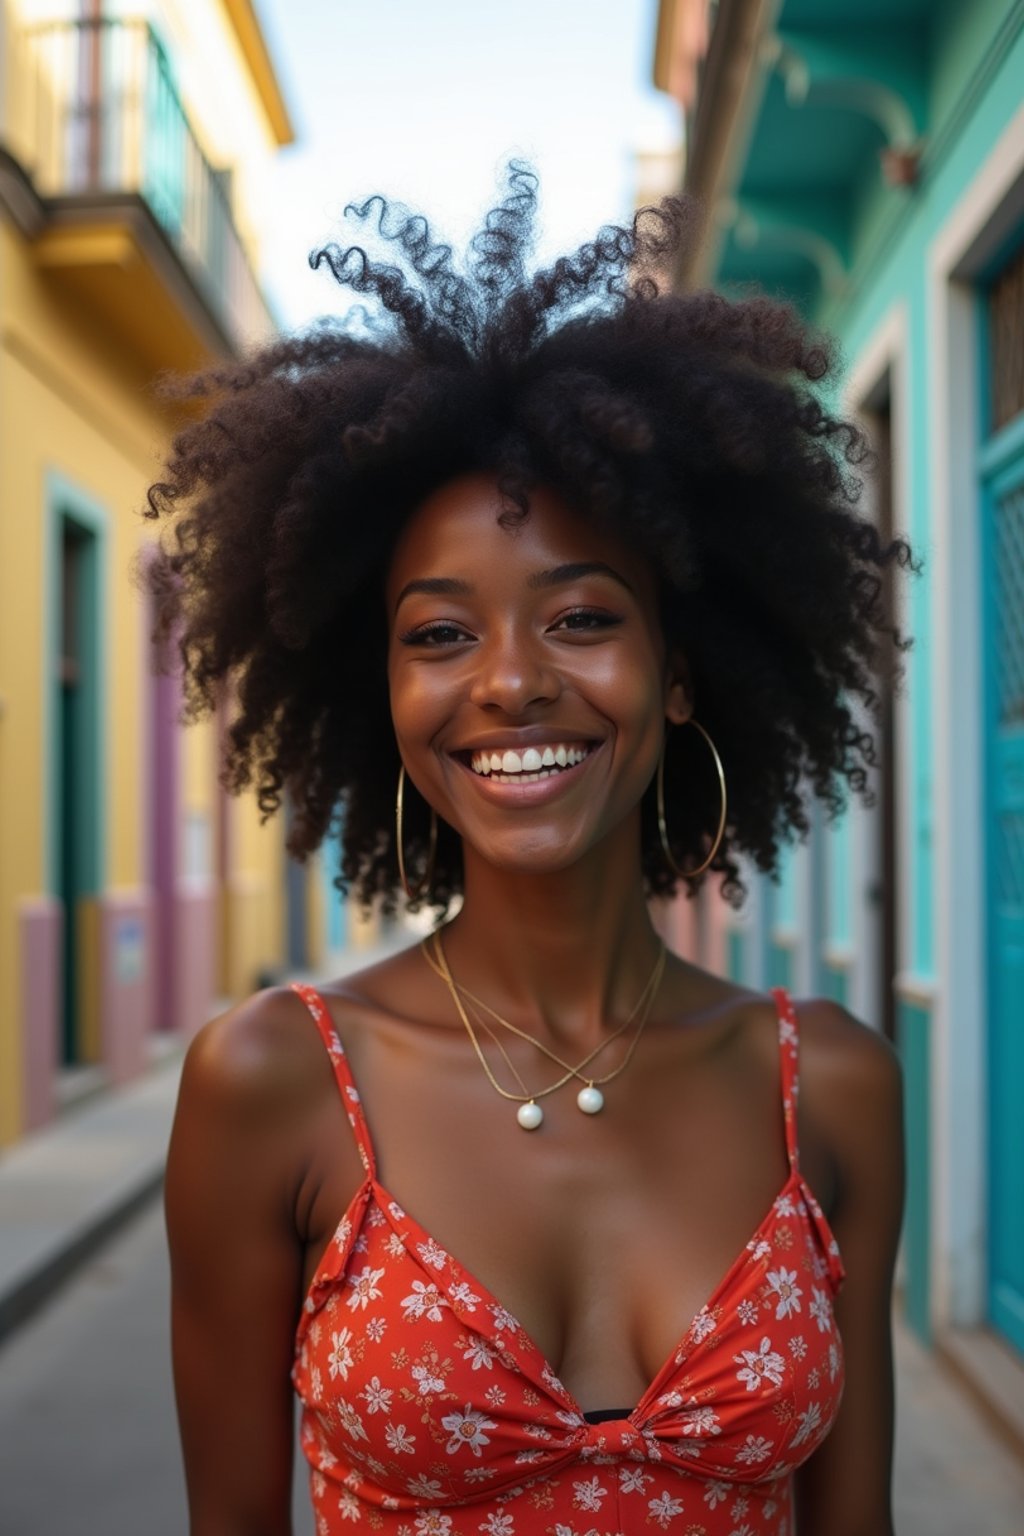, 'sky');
253,0,682,331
